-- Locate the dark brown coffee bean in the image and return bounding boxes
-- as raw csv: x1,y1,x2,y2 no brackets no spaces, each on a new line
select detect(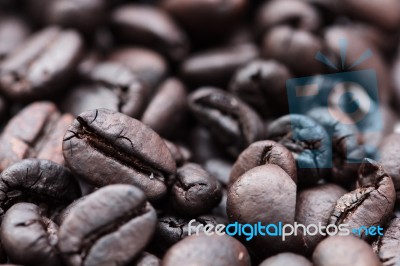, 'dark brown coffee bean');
189,88,264,157
1,203,61,266
189,126,226,164
230,140,297,186
0,102,73,171
373,217,400,266
141,78,187,138
379,133,400,202
171,163,222,217
0,27,83,101
62,62,150,118
204,159,232,187
313,235,381,266
259,252,312,266
111,5,189,62
63,108,176,202
162,234,251,266
58,184,157,266
329,159,395,241
0,13,30,60
163,139,191,167
131,252,160,266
